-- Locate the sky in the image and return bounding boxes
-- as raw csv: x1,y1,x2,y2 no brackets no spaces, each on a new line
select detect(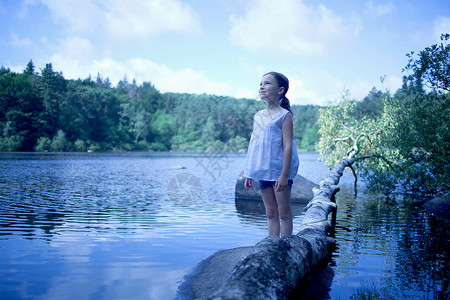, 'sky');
1,0,449,105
